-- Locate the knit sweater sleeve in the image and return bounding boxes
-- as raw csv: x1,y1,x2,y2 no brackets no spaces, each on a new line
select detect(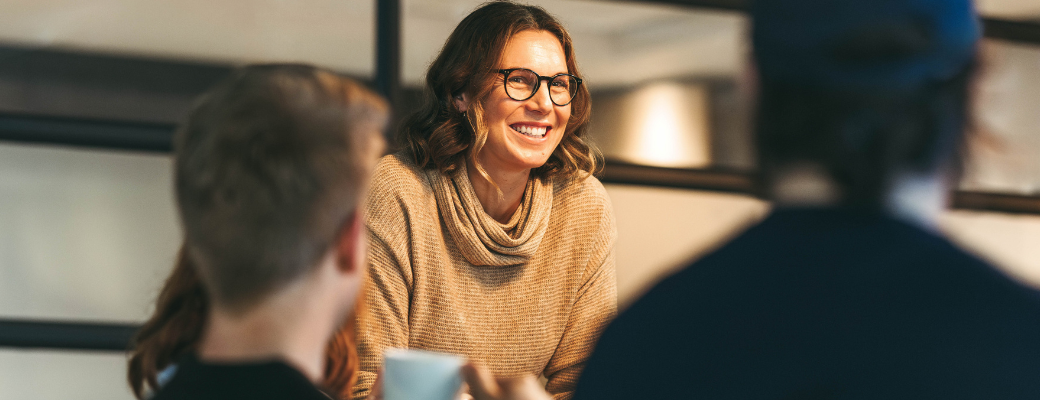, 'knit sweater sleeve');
351,158,417,400
543,179,619,400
